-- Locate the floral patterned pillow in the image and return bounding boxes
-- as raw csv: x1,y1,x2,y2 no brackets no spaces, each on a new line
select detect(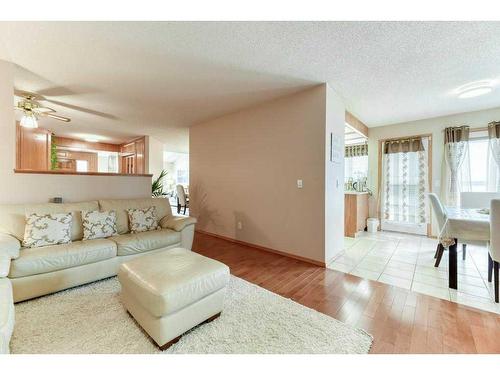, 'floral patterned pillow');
127,207,159,233
82,210,118,240
23,213,73,248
